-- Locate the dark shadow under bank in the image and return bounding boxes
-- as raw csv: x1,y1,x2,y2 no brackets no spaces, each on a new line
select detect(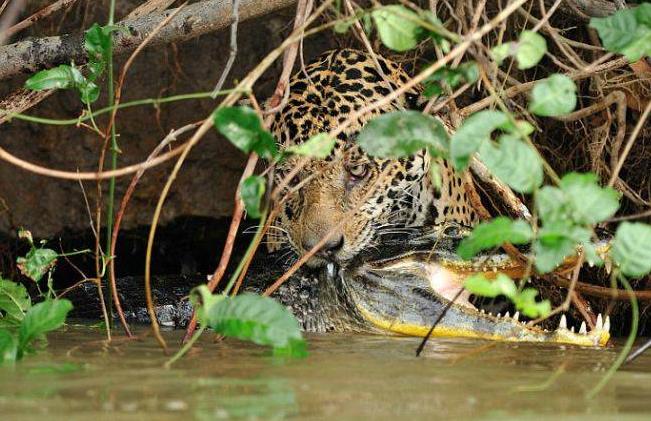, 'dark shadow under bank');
0,215,649,337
